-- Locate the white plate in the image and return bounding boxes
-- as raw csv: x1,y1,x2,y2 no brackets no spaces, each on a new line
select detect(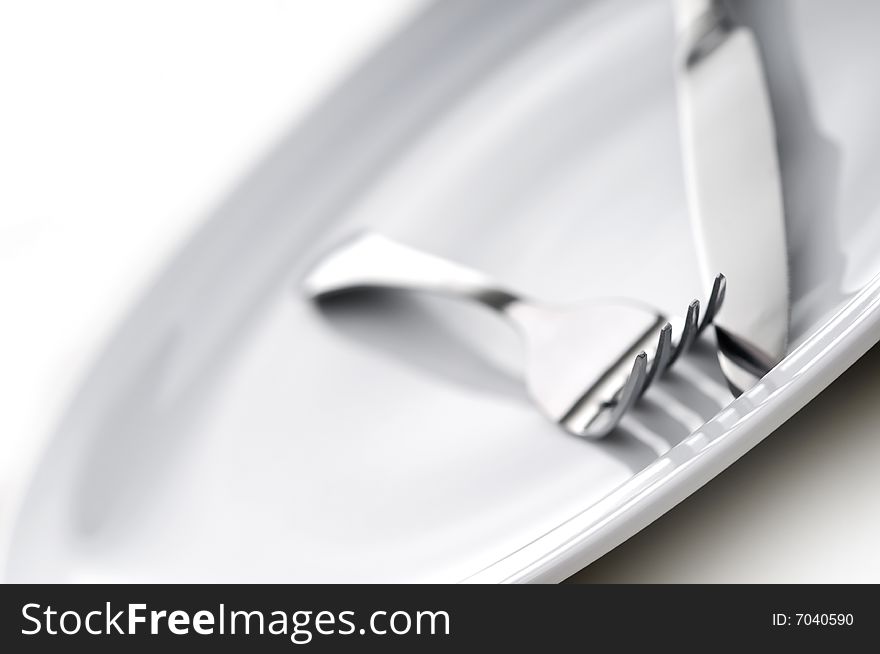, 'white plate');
7,0,880,582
